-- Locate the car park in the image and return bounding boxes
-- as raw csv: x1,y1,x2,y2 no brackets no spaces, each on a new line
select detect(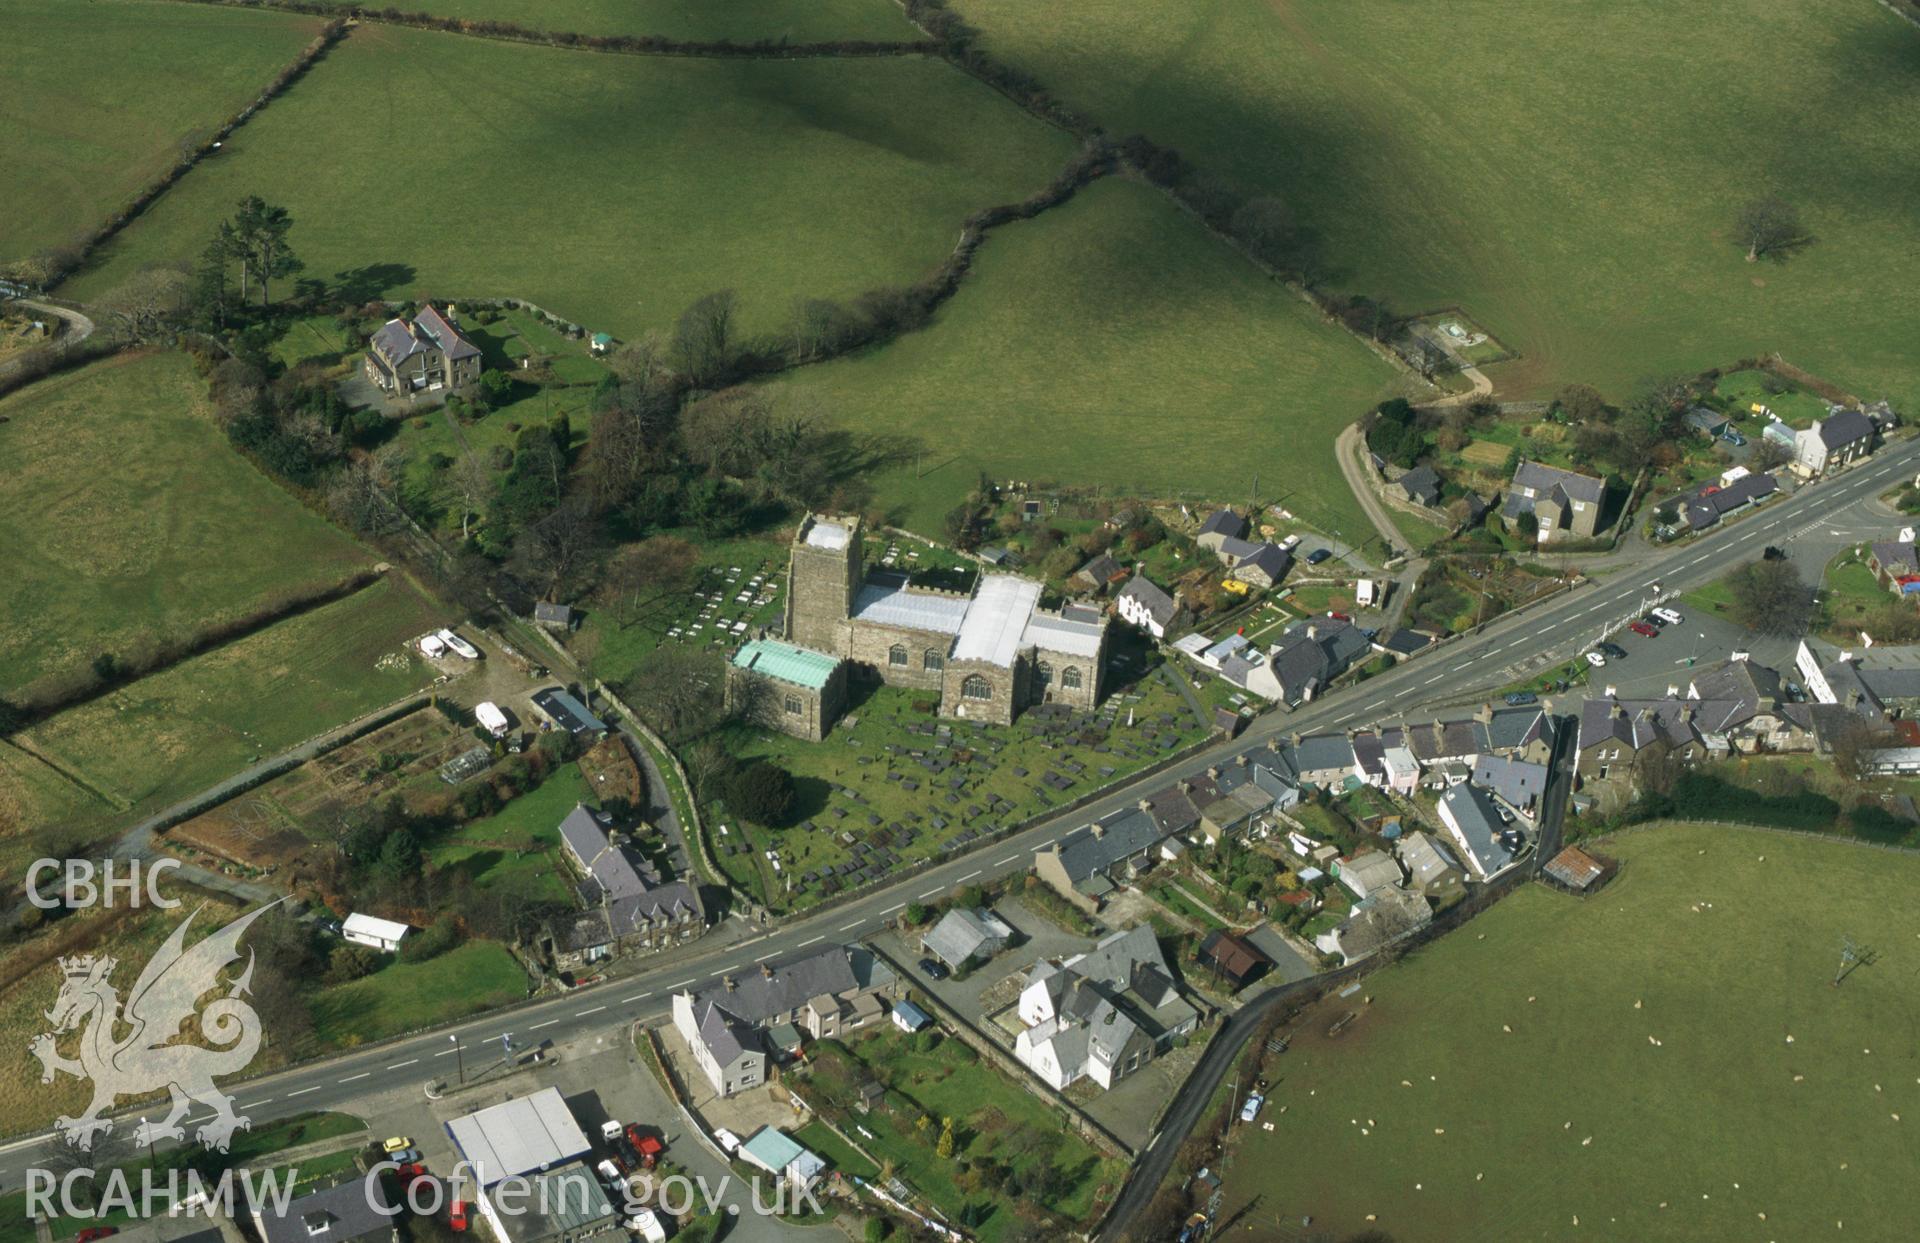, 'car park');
1652,607,1684,625
1585,651,1607,668
1600,642,1629,660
